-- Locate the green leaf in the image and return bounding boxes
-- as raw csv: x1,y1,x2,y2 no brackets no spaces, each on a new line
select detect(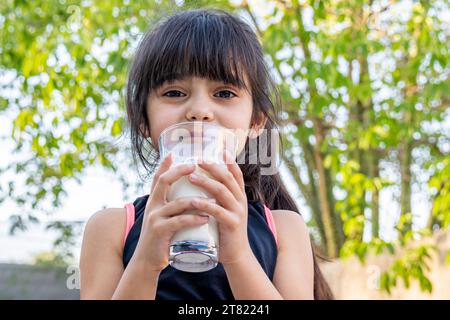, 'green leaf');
324,154,333,168
111,118,123,137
